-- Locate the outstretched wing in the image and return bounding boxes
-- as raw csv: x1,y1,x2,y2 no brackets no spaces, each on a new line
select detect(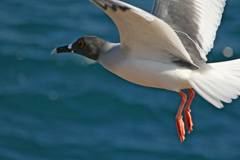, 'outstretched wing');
152,0,226,61
90,0,197,66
